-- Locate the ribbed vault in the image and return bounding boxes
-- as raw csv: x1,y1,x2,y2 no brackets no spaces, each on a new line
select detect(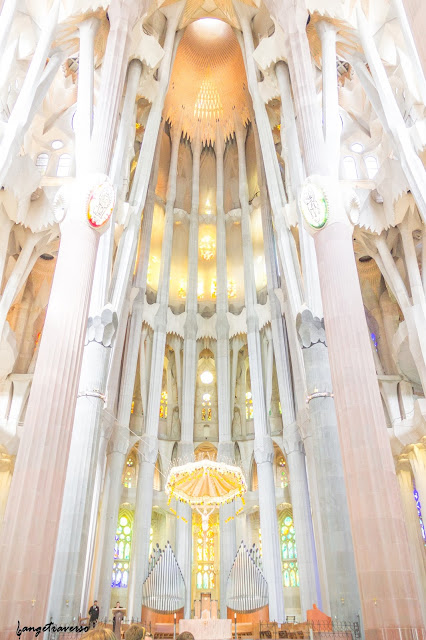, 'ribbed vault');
164,18,251,143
